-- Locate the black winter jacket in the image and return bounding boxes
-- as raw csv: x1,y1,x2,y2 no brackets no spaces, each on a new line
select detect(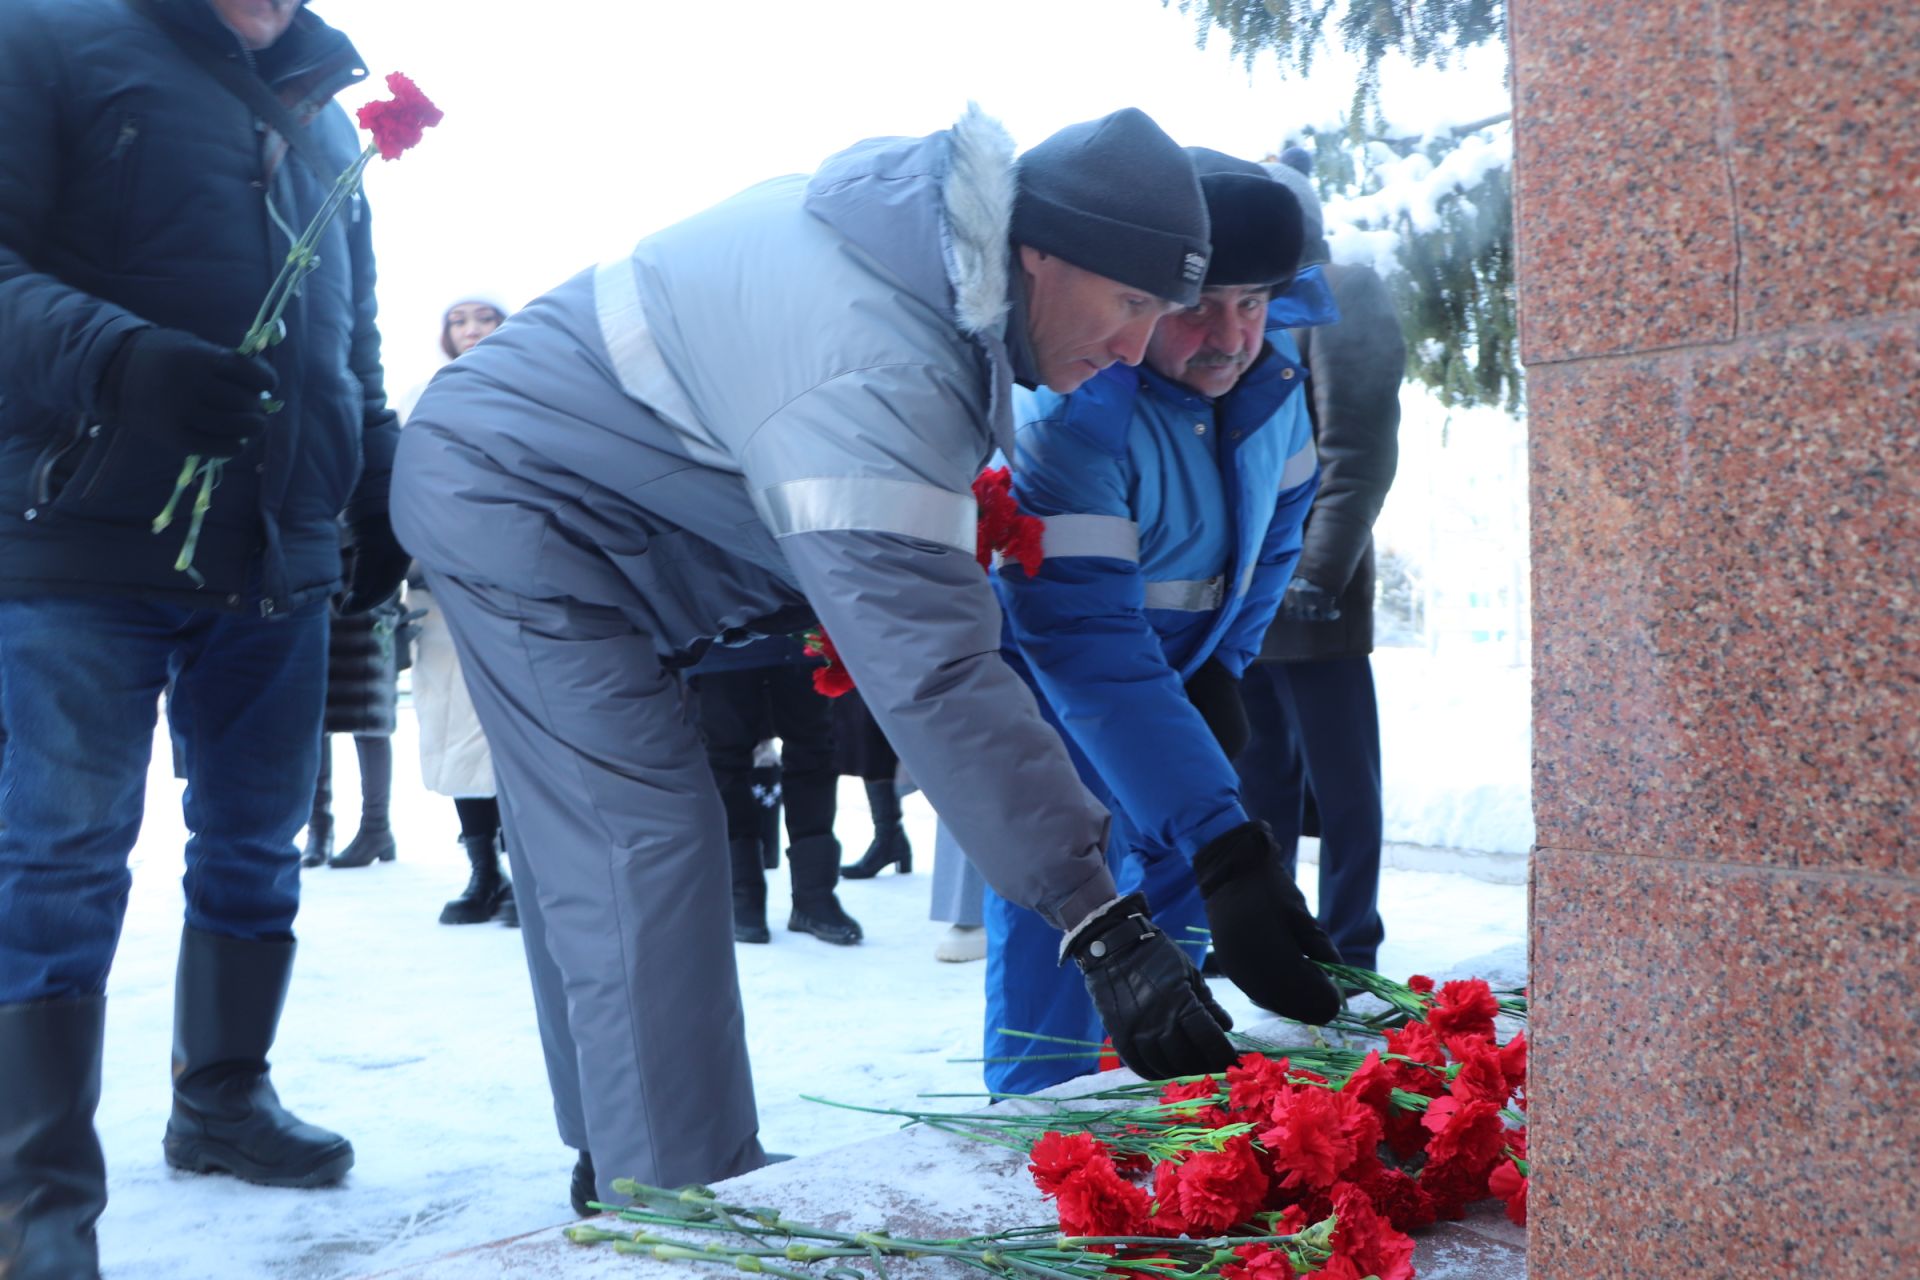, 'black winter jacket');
0,0,398,615
1258,262,1406,662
